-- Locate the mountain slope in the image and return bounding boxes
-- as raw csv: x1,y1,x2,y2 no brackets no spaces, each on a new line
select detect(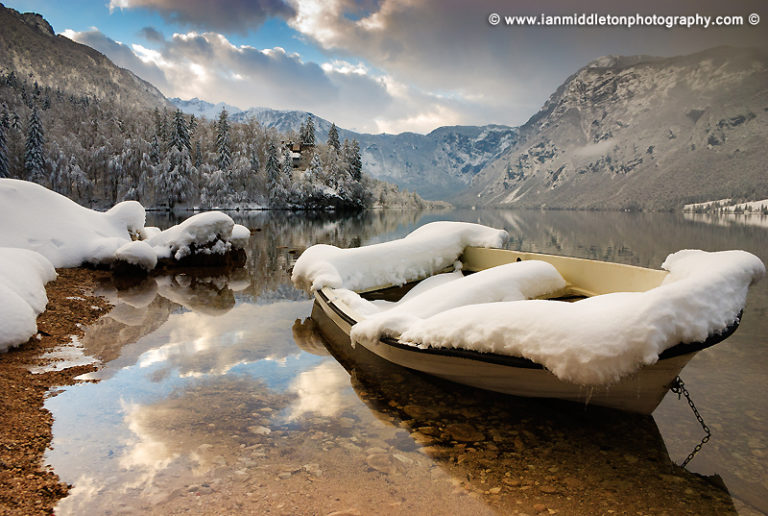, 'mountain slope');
464,47,768,209
172,100,519,200
0,3,170,110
